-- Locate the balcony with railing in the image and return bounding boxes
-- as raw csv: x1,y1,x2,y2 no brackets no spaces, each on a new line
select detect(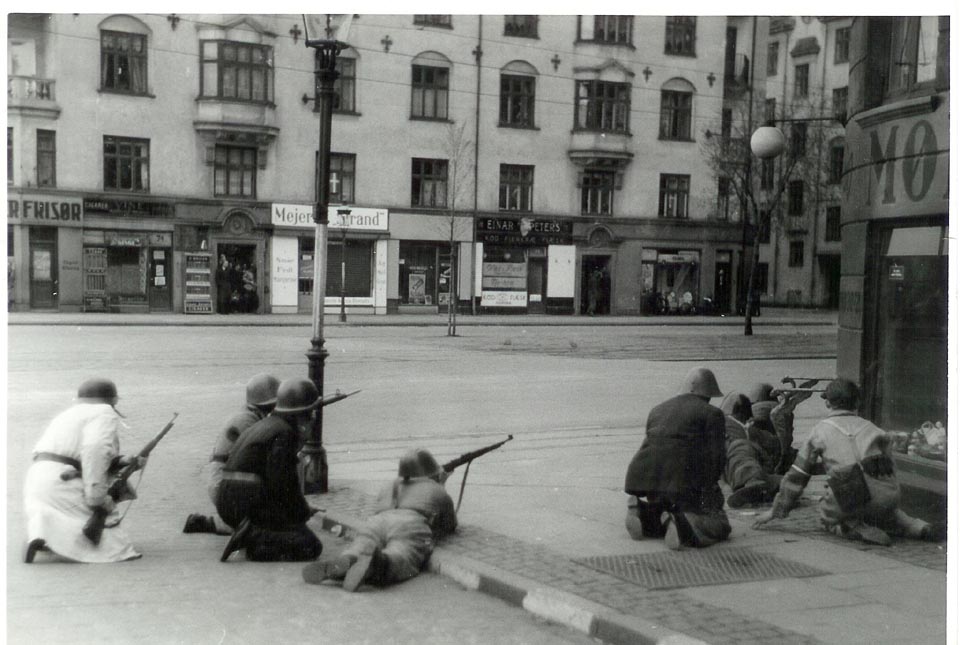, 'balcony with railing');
8,76,60,118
